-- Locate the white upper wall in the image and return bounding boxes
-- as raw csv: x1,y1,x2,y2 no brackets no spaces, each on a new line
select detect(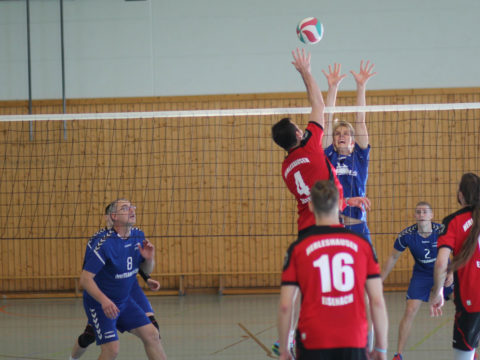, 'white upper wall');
0,0,479,100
